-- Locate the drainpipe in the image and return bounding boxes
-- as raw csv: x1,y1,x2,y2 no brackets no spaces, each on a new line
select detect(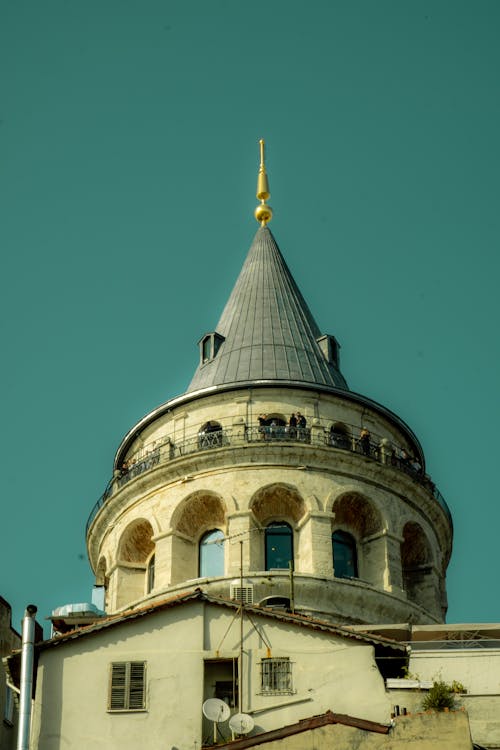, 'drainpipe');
17,605,37,750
